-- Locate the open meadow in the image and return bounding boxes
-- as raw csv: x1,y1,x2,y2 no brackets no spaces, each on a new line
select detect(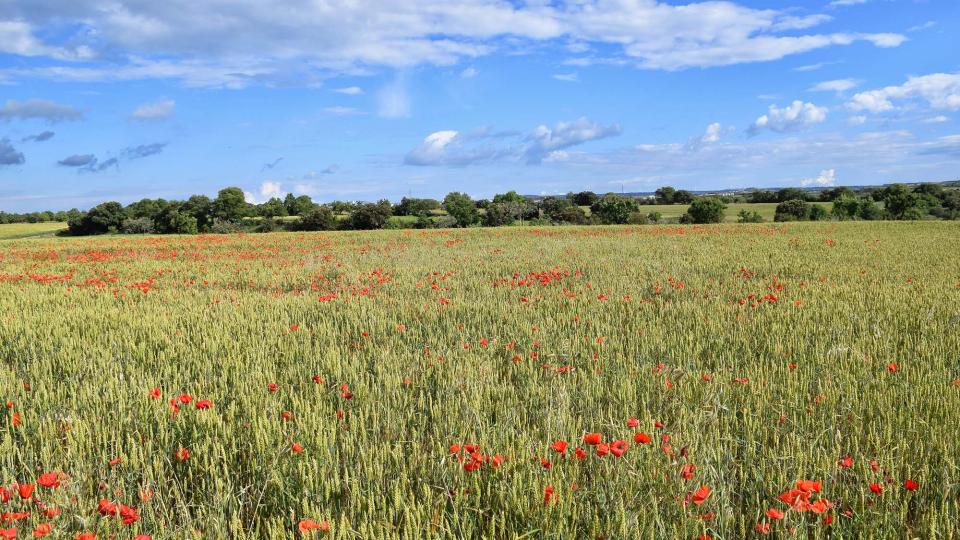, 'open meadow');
1,222,959,538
